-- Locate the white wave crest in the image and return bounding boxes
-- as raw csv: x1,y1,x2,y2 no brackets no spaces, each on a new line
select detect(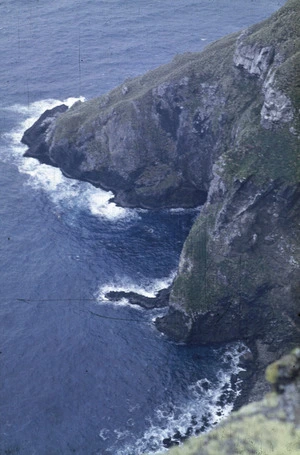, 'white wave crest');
114,342,250,455
96,271,176,304
0,98,138,222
